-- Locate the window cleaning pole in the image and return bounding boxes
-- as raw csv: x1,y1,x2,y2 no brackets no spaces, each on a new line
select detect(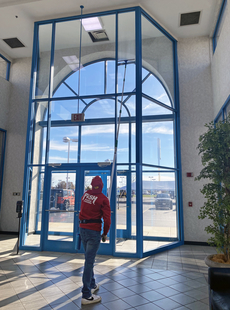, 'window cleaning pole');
78,5,84,114
108,60,128,201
